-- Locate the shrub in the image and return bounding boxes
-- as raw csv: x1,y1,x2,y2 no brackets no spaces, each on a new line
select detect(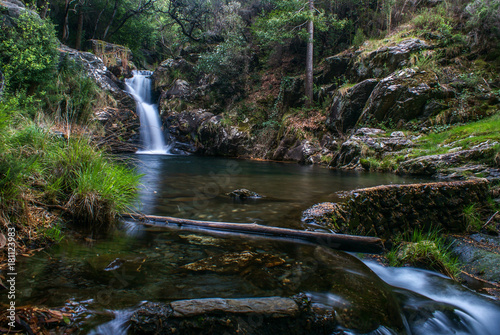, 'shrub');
0,11,59,92
463,203,482,232
42,56,105,125
466,0,500,44
0,109,141,228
